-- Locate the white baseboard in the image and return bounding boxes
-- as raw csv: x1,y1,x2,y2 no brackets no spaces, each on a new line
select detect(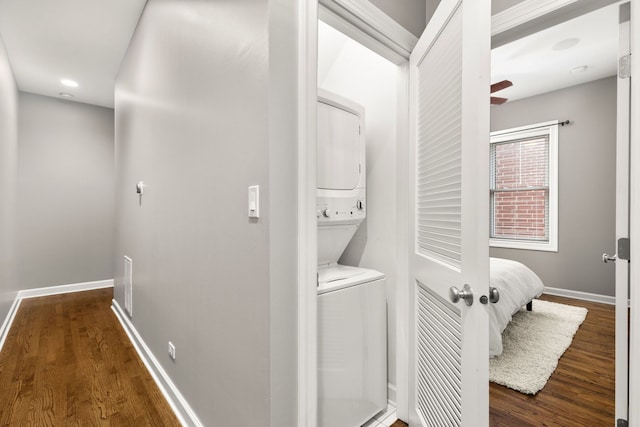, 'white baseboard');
543,286,616,305
0,279,115,352
0,295,21,352
19,279,114,299
387,383,396,408
363,402,398,427
111,299,202,427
